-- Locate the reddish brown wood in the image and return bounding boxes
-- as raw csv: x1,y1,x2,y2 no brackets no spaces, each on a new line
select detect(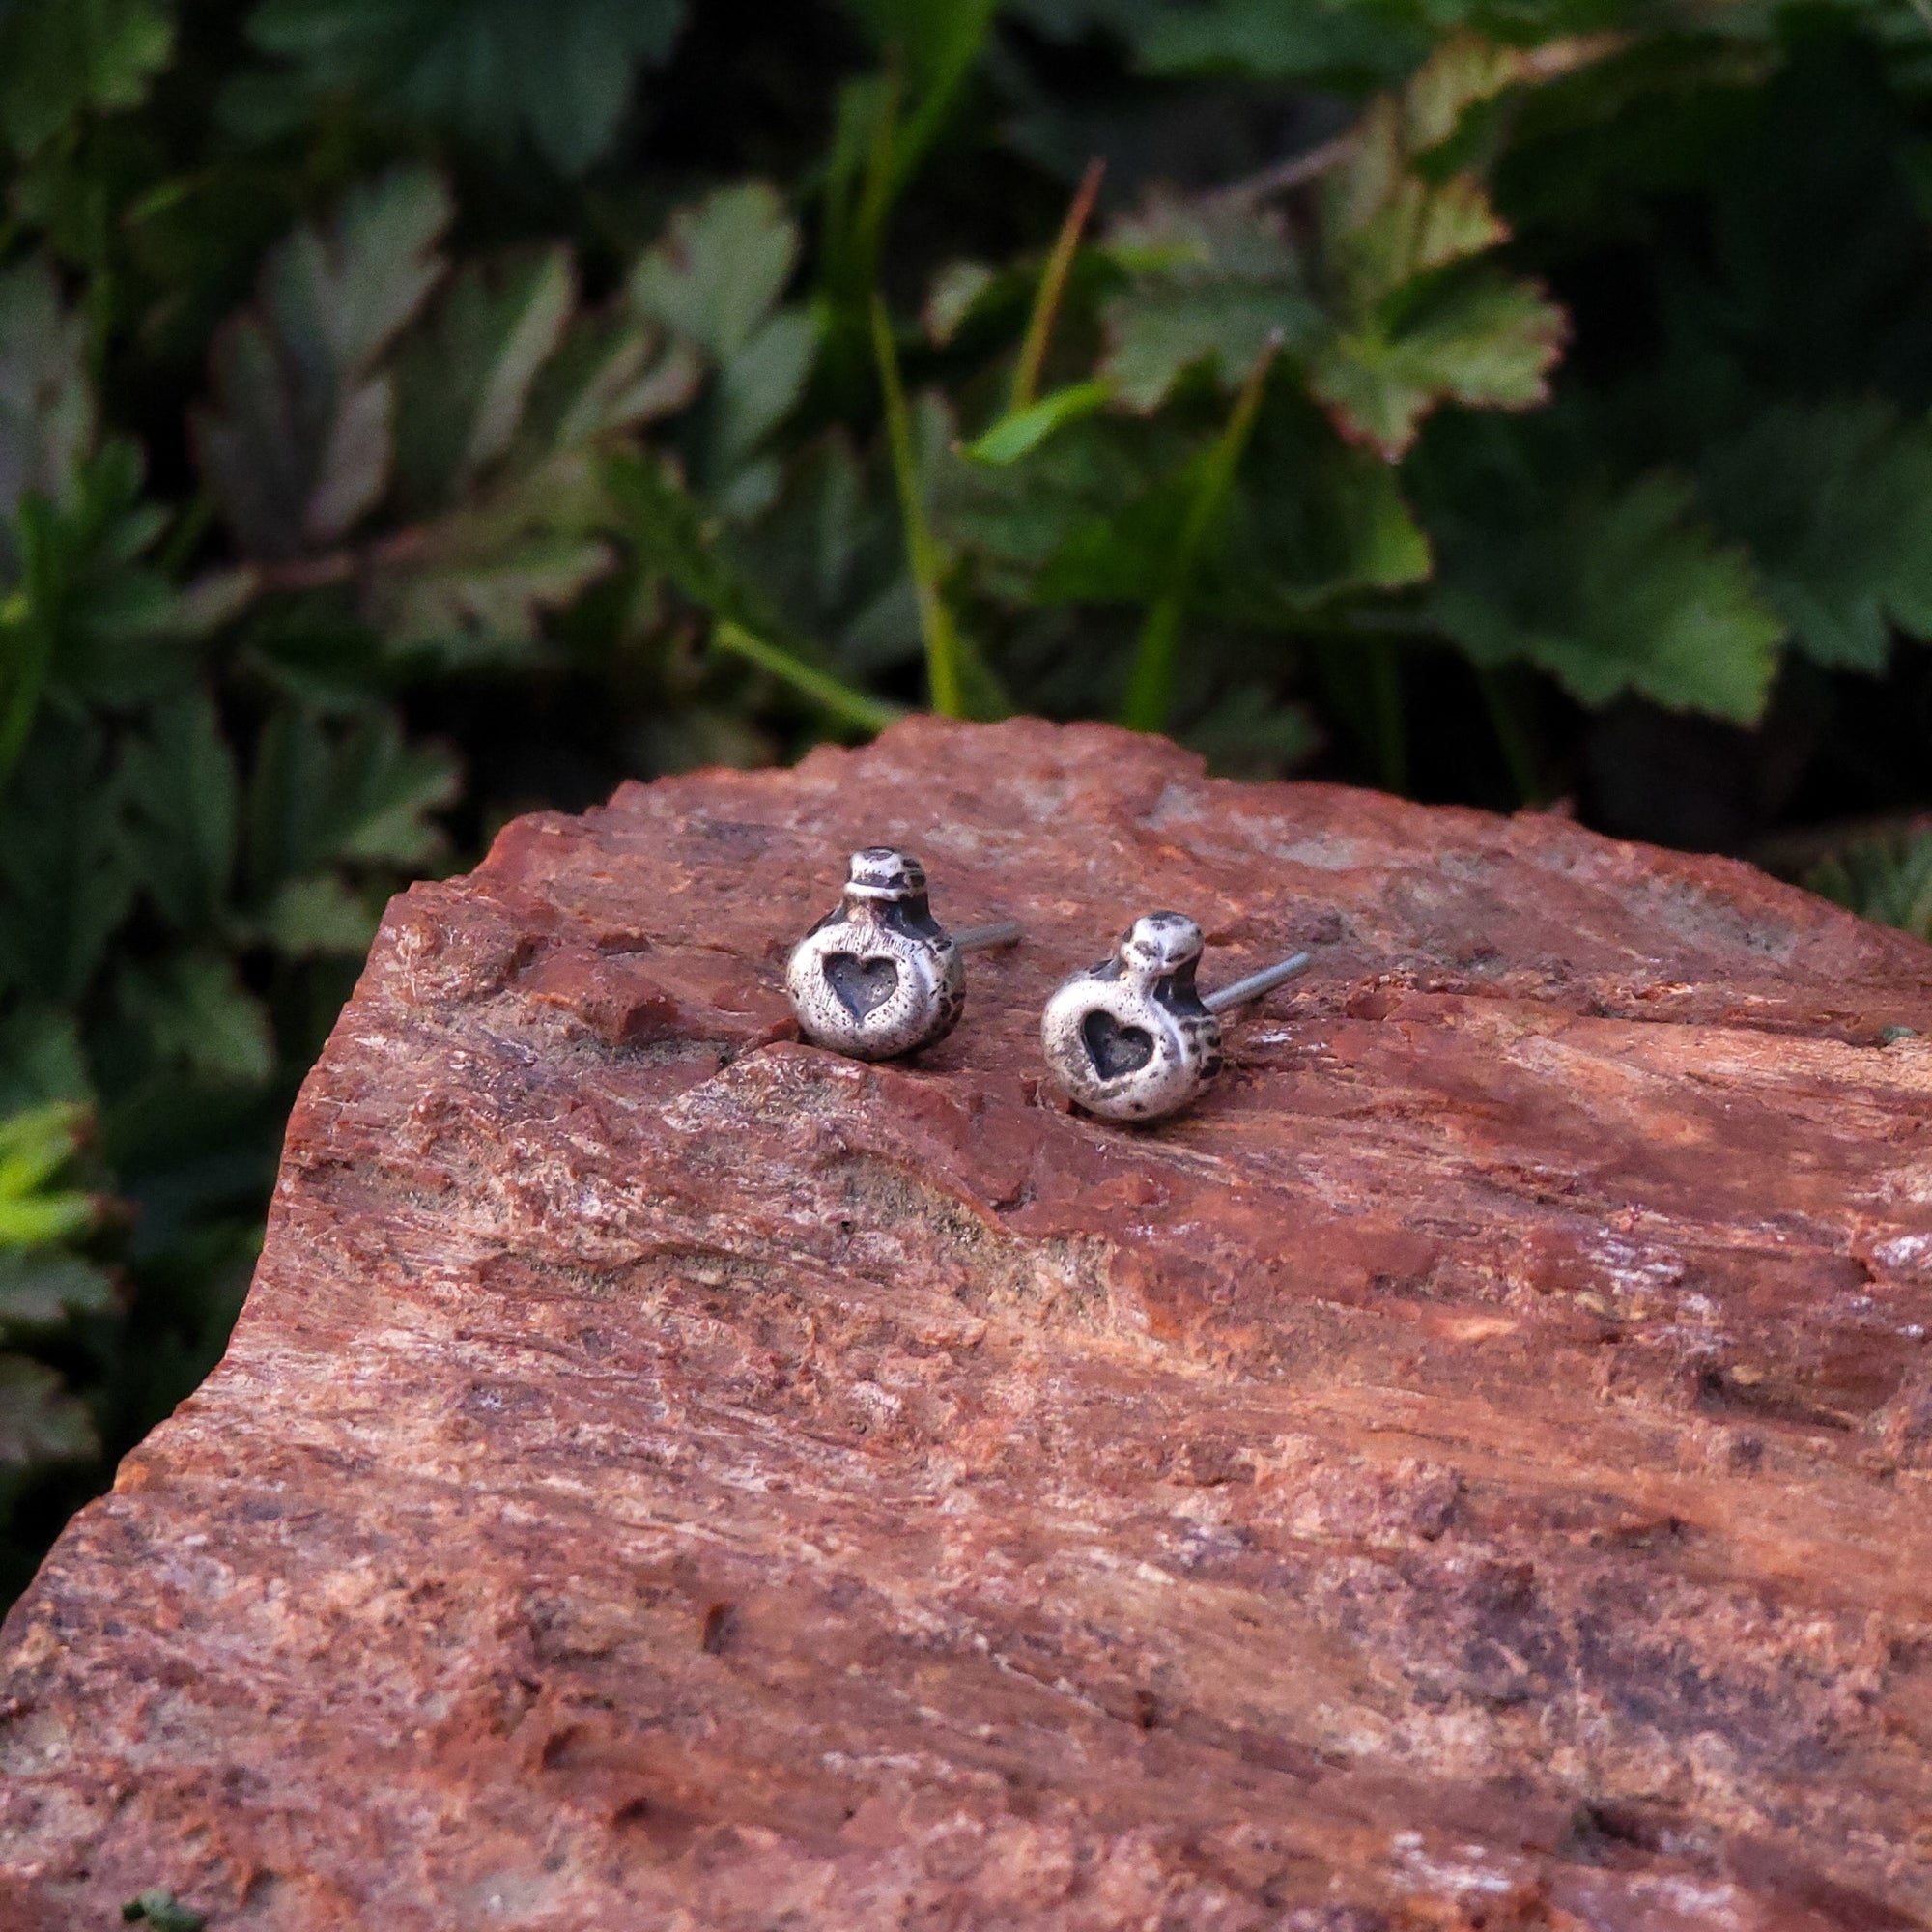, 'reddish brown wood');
7,717,1932,1929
